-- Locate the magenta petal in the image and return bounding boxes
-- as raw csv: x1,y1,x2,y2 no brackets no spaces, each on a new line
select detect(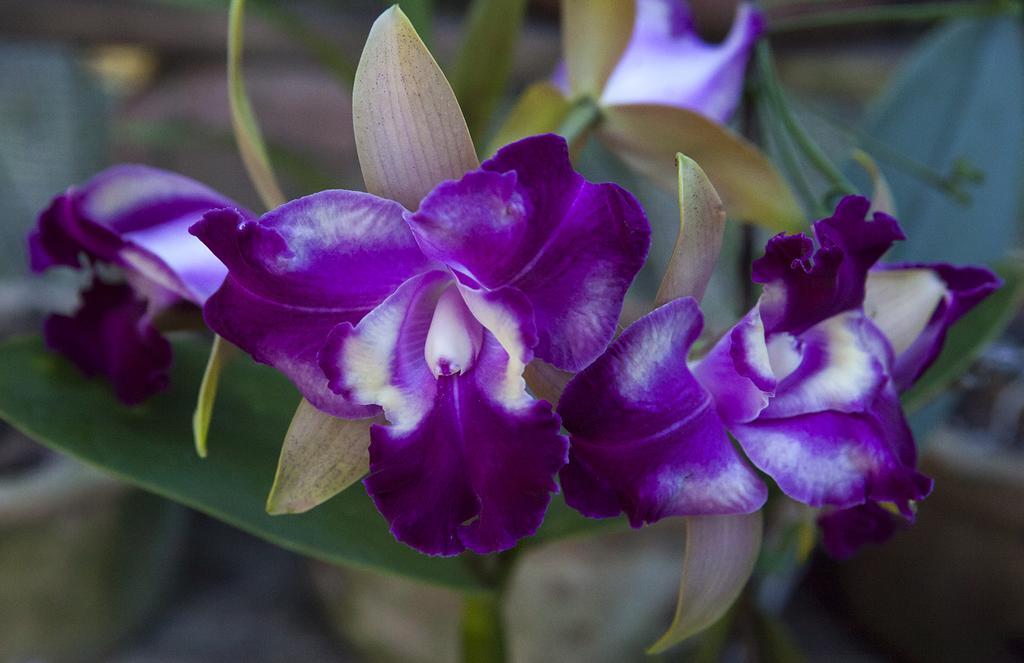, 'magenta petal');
754,196,904,336
731,385,932,509
192,191,434,417
409,134,650,371
29,165,244,304
558,298,768,527
44,278,172,405
818,502,909,559
601,1,764,123
877,262,1001,390
364,333,568,556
